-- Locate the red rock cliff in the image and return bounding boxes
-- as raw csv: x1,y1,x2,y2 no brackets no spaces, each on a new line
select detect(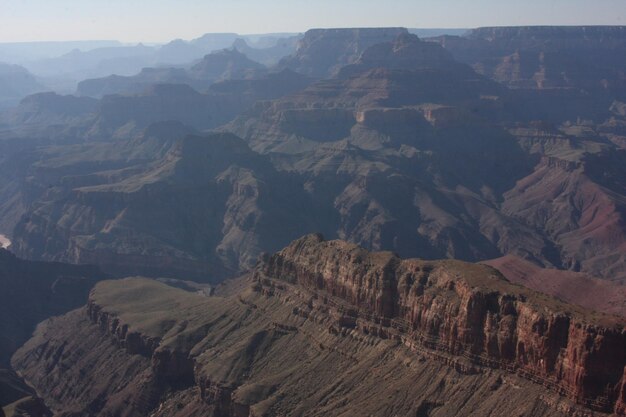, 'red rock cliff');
256,234,626,415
